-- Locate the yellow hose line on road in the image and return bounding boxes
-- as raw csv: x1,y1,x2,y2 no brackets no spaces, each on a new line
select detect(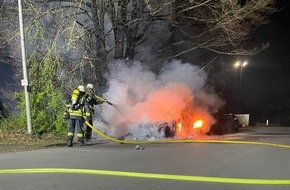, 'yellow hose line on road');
1,168,290,185
85,120,290,149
